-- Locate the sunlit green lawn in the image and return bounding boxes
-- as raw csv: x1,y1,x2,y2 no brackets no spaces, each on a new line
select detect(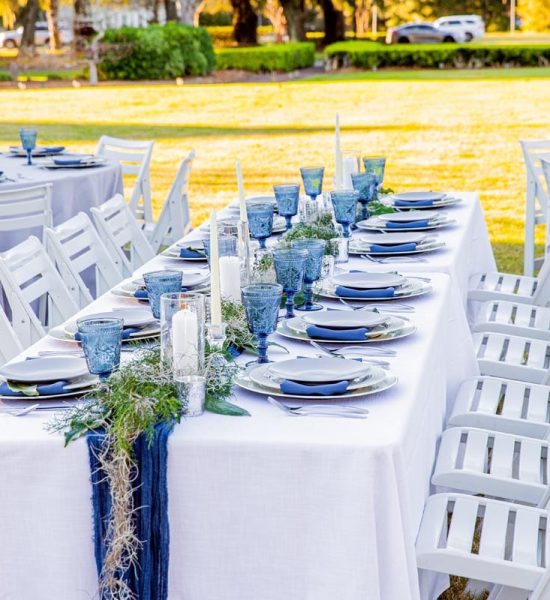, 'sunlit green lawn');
0,68,548,272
